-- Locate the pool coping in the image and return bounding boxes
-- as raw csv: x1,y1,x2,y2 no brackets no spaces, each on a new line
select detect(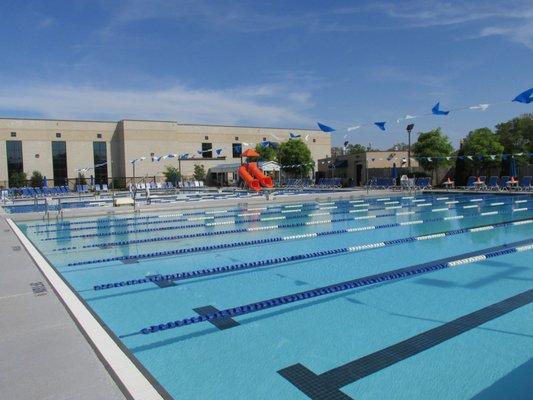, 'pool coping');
7,218,172,400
